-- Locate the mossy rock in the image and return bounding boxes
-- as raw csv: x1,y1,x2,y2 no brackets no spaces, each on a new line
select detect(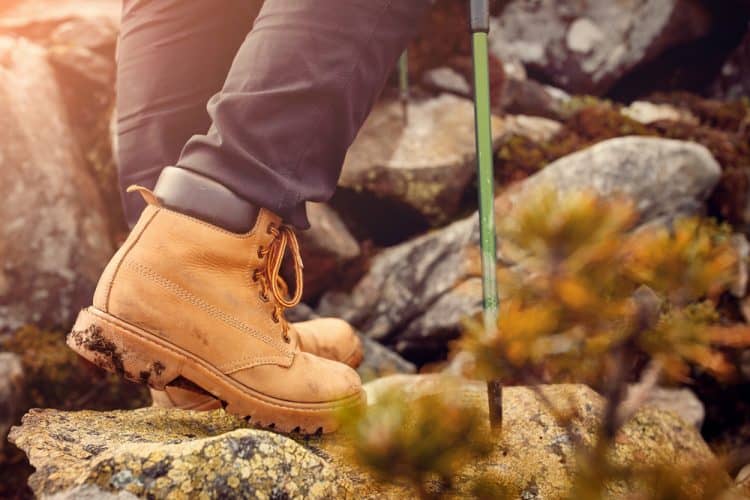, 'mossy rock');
496,94,750,229
1,325,148,410
9,380,730,499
